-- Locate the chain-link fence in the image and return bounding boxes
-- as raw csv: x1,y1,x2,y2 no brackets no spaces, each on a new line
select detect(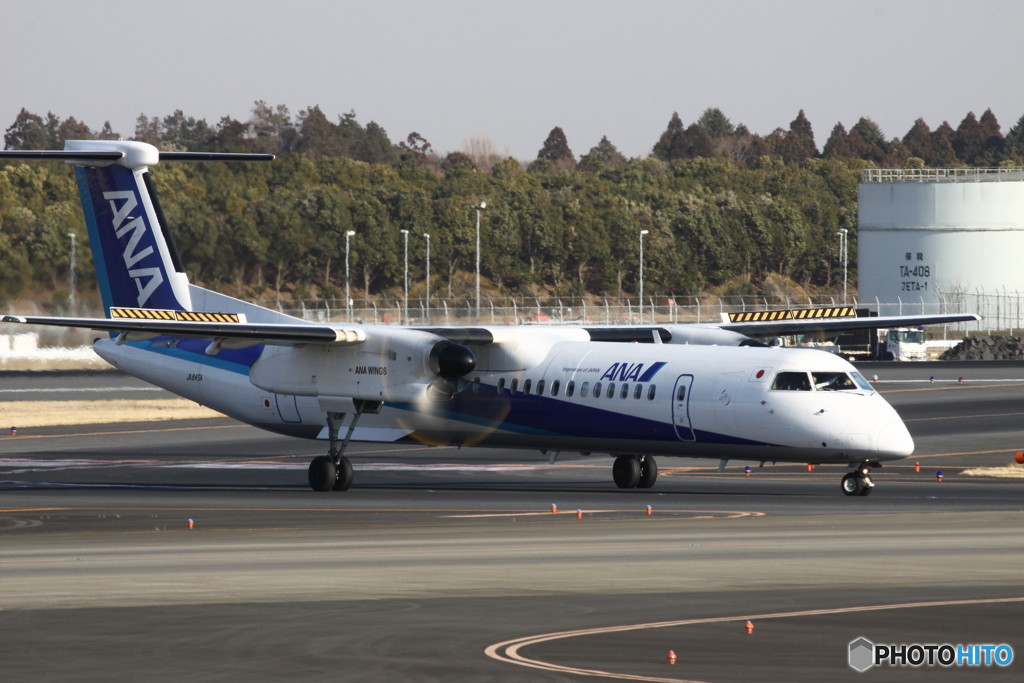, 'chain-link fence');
262,291,1002,339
